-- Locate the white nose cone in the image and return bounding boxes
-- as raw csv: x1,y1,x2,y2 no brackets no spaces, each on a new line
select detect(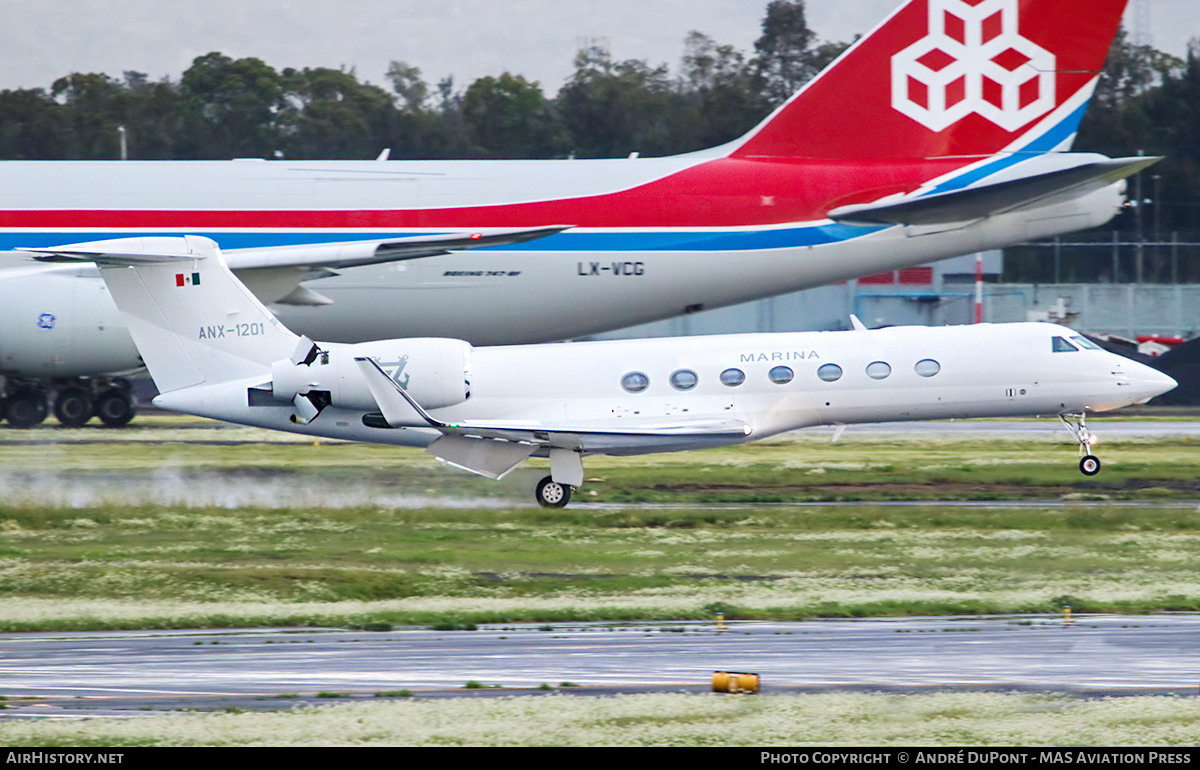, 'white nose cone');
1128,362,1178,404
